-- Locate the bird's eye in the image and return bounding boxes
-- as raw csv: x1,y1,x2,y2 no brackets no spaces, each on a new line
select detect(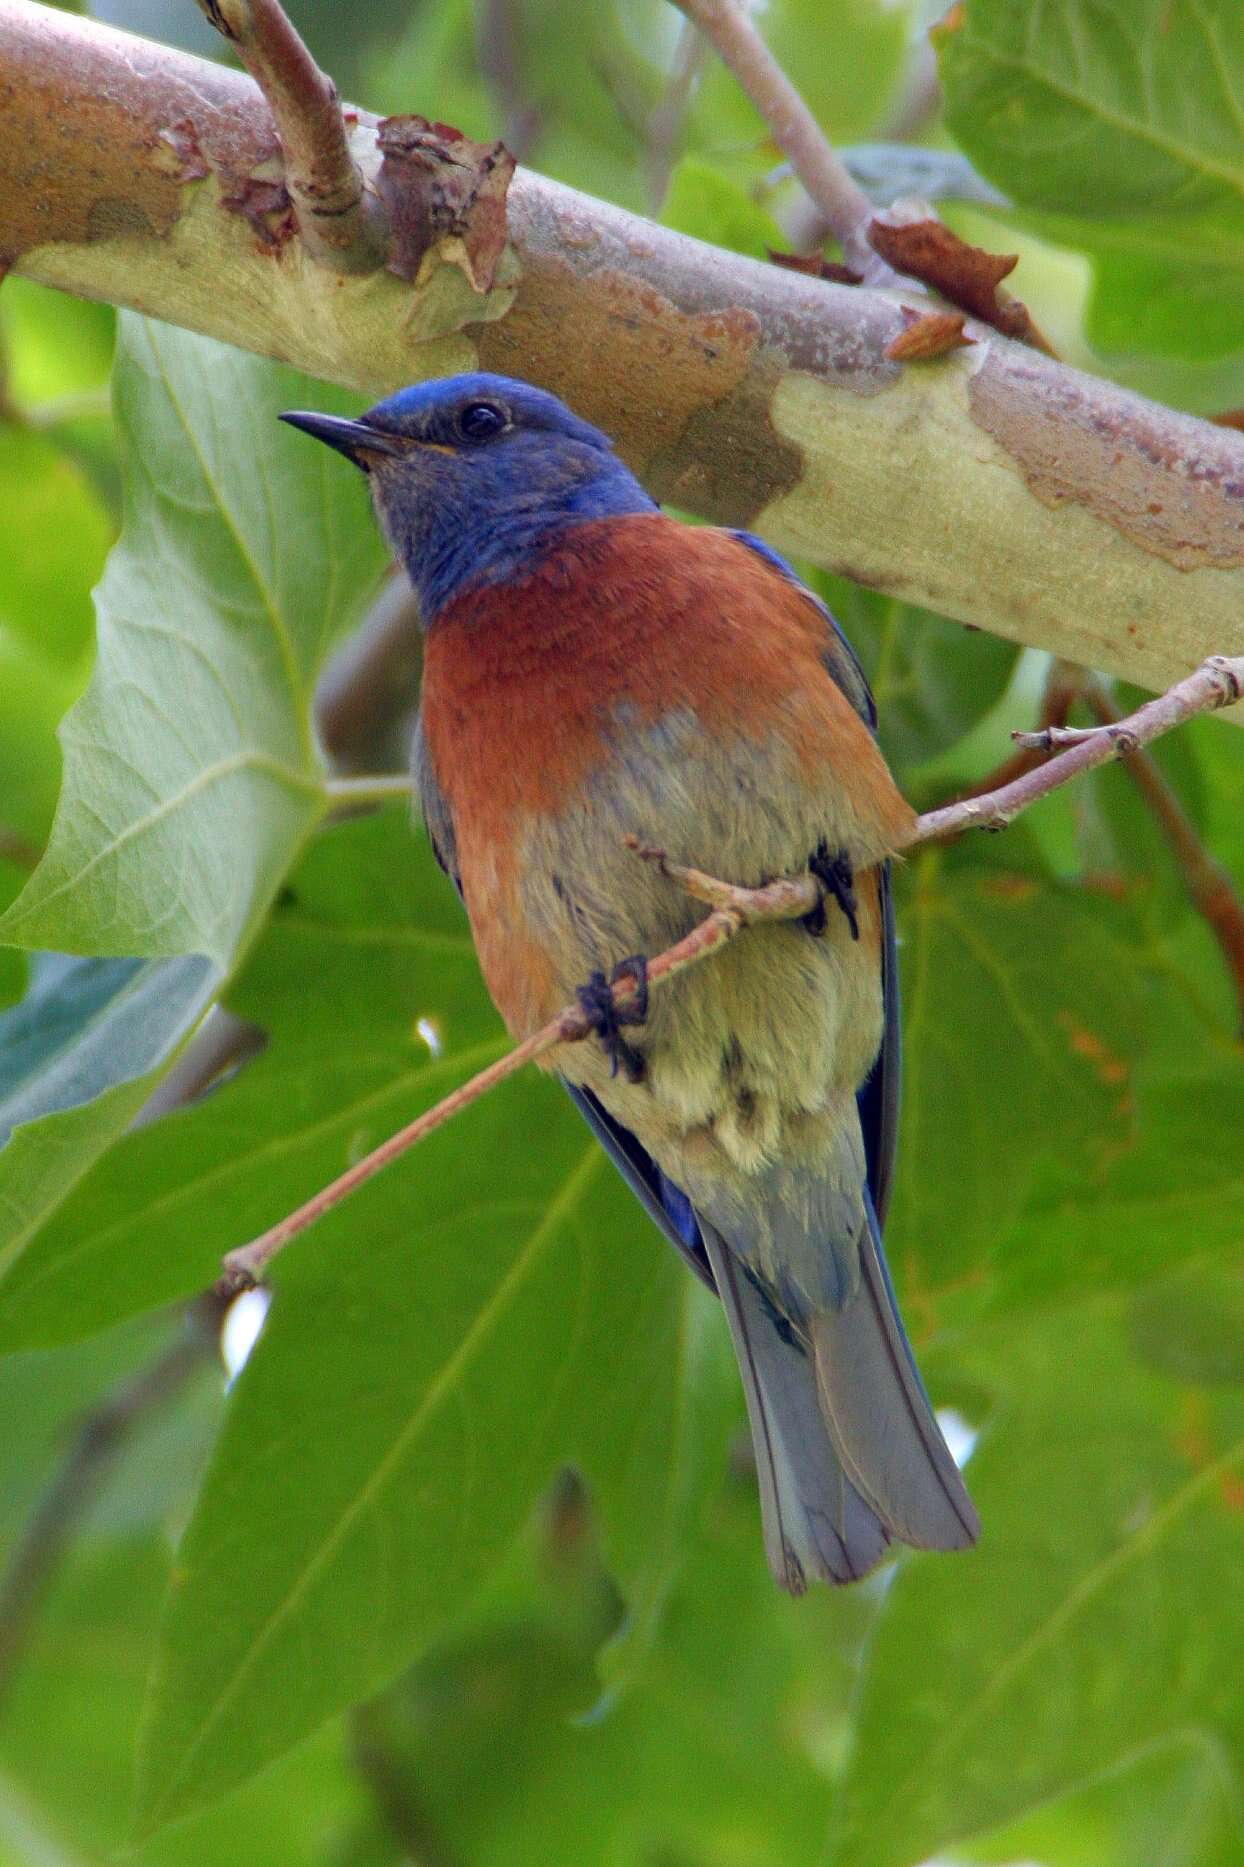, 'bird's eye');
456,401,508,443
